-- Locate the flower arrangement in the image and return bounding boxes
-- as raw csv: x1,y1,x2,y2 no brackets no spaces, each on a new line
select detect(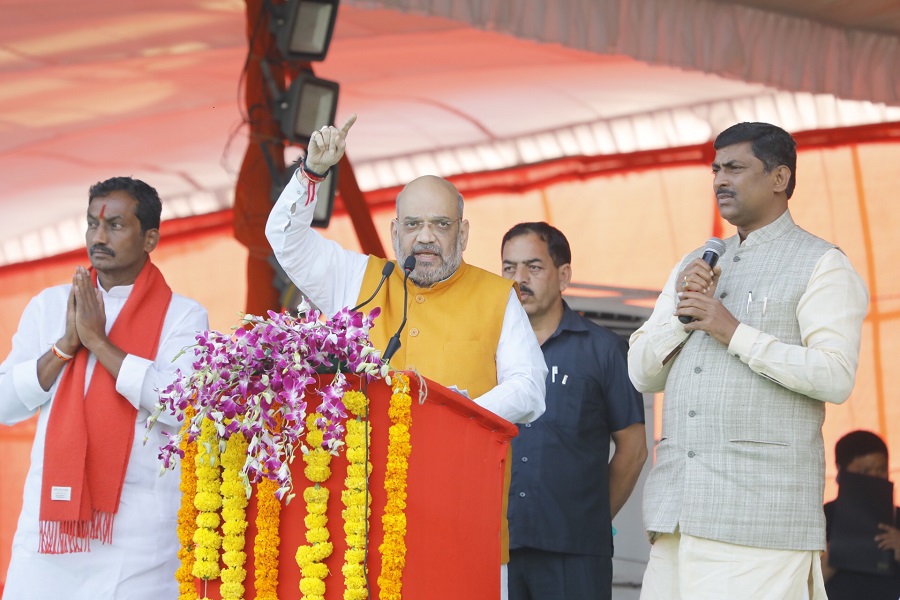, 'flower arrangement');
378,373,413,600
296,412,334,600
219,432,249,599
152,300,388,502
152,300,424,600
341,390,372,600
175,406,199,600
192,417,223,583
253,477,281,600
